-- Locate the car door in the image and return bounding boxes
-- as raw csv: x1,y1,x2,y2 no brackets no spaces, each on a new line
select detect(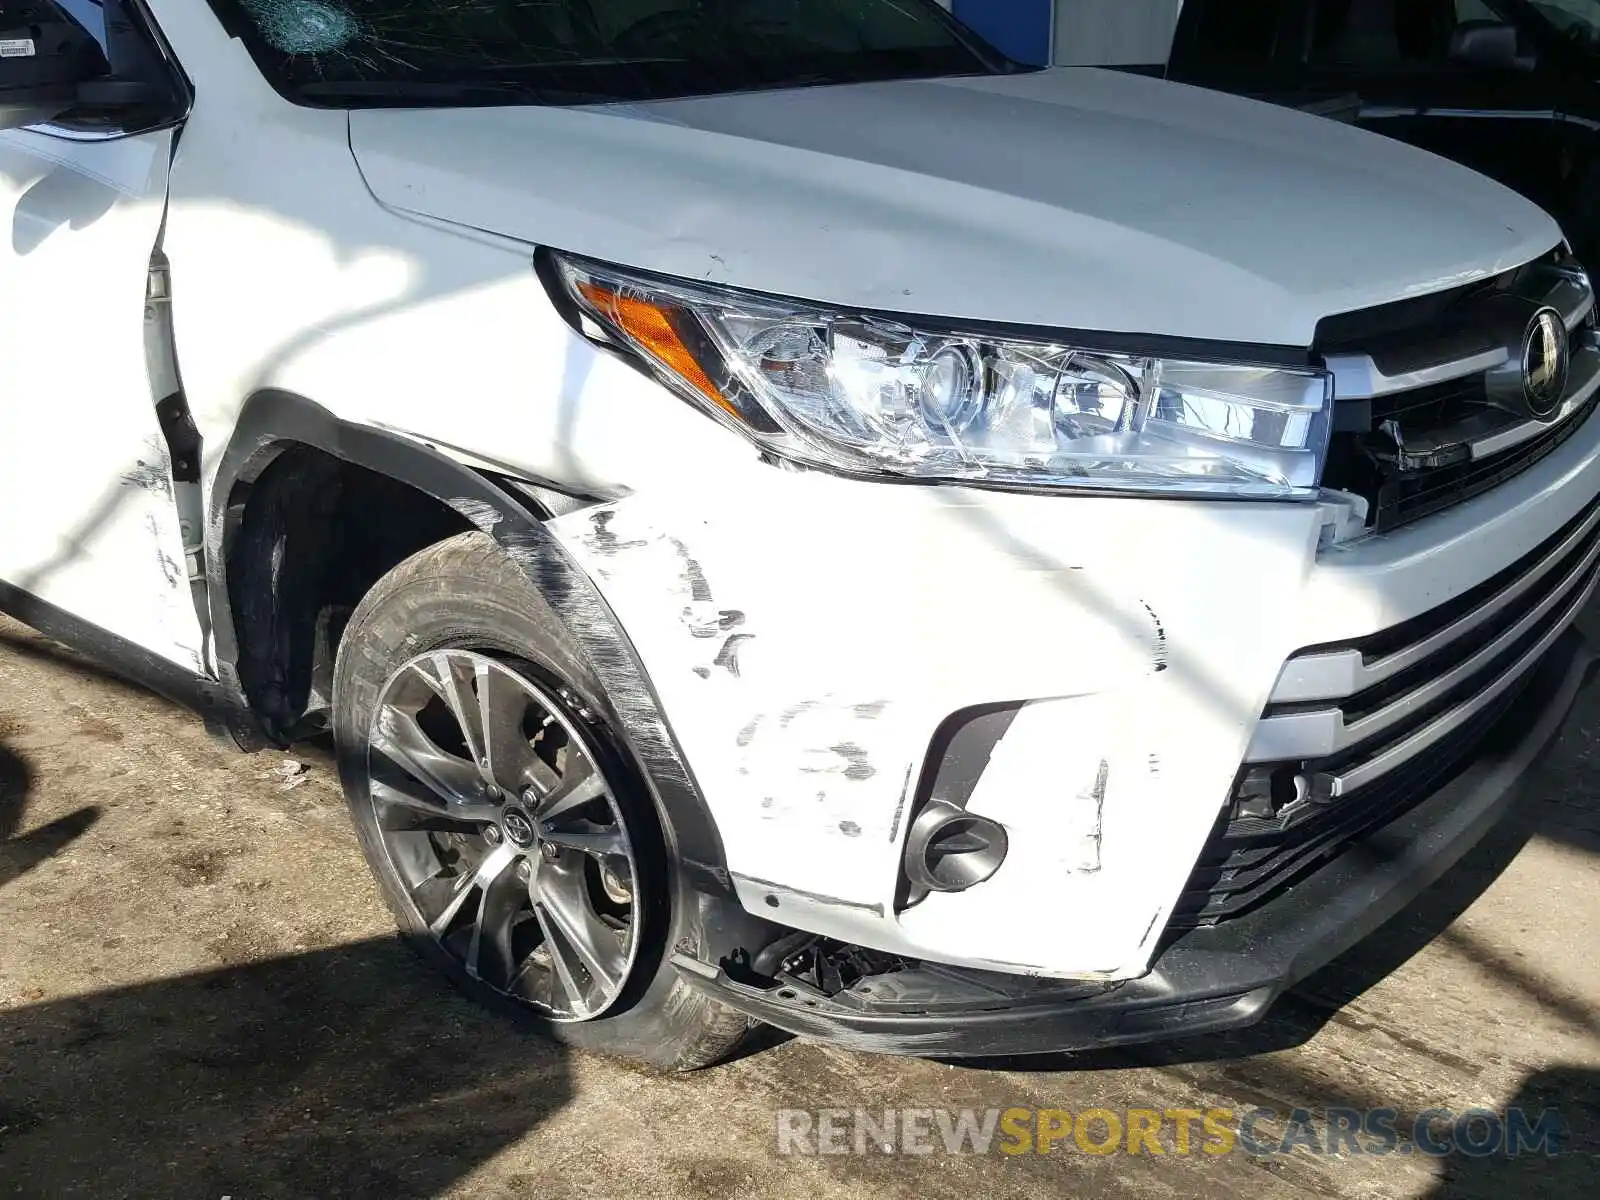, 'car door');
0,0,205,672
